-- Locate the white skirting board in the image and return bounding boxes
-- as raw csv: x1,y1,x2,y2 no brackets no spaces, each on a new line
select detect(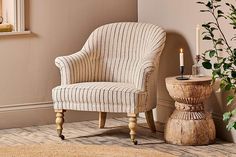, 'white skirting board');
1,100,233,143
0,102,126,130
